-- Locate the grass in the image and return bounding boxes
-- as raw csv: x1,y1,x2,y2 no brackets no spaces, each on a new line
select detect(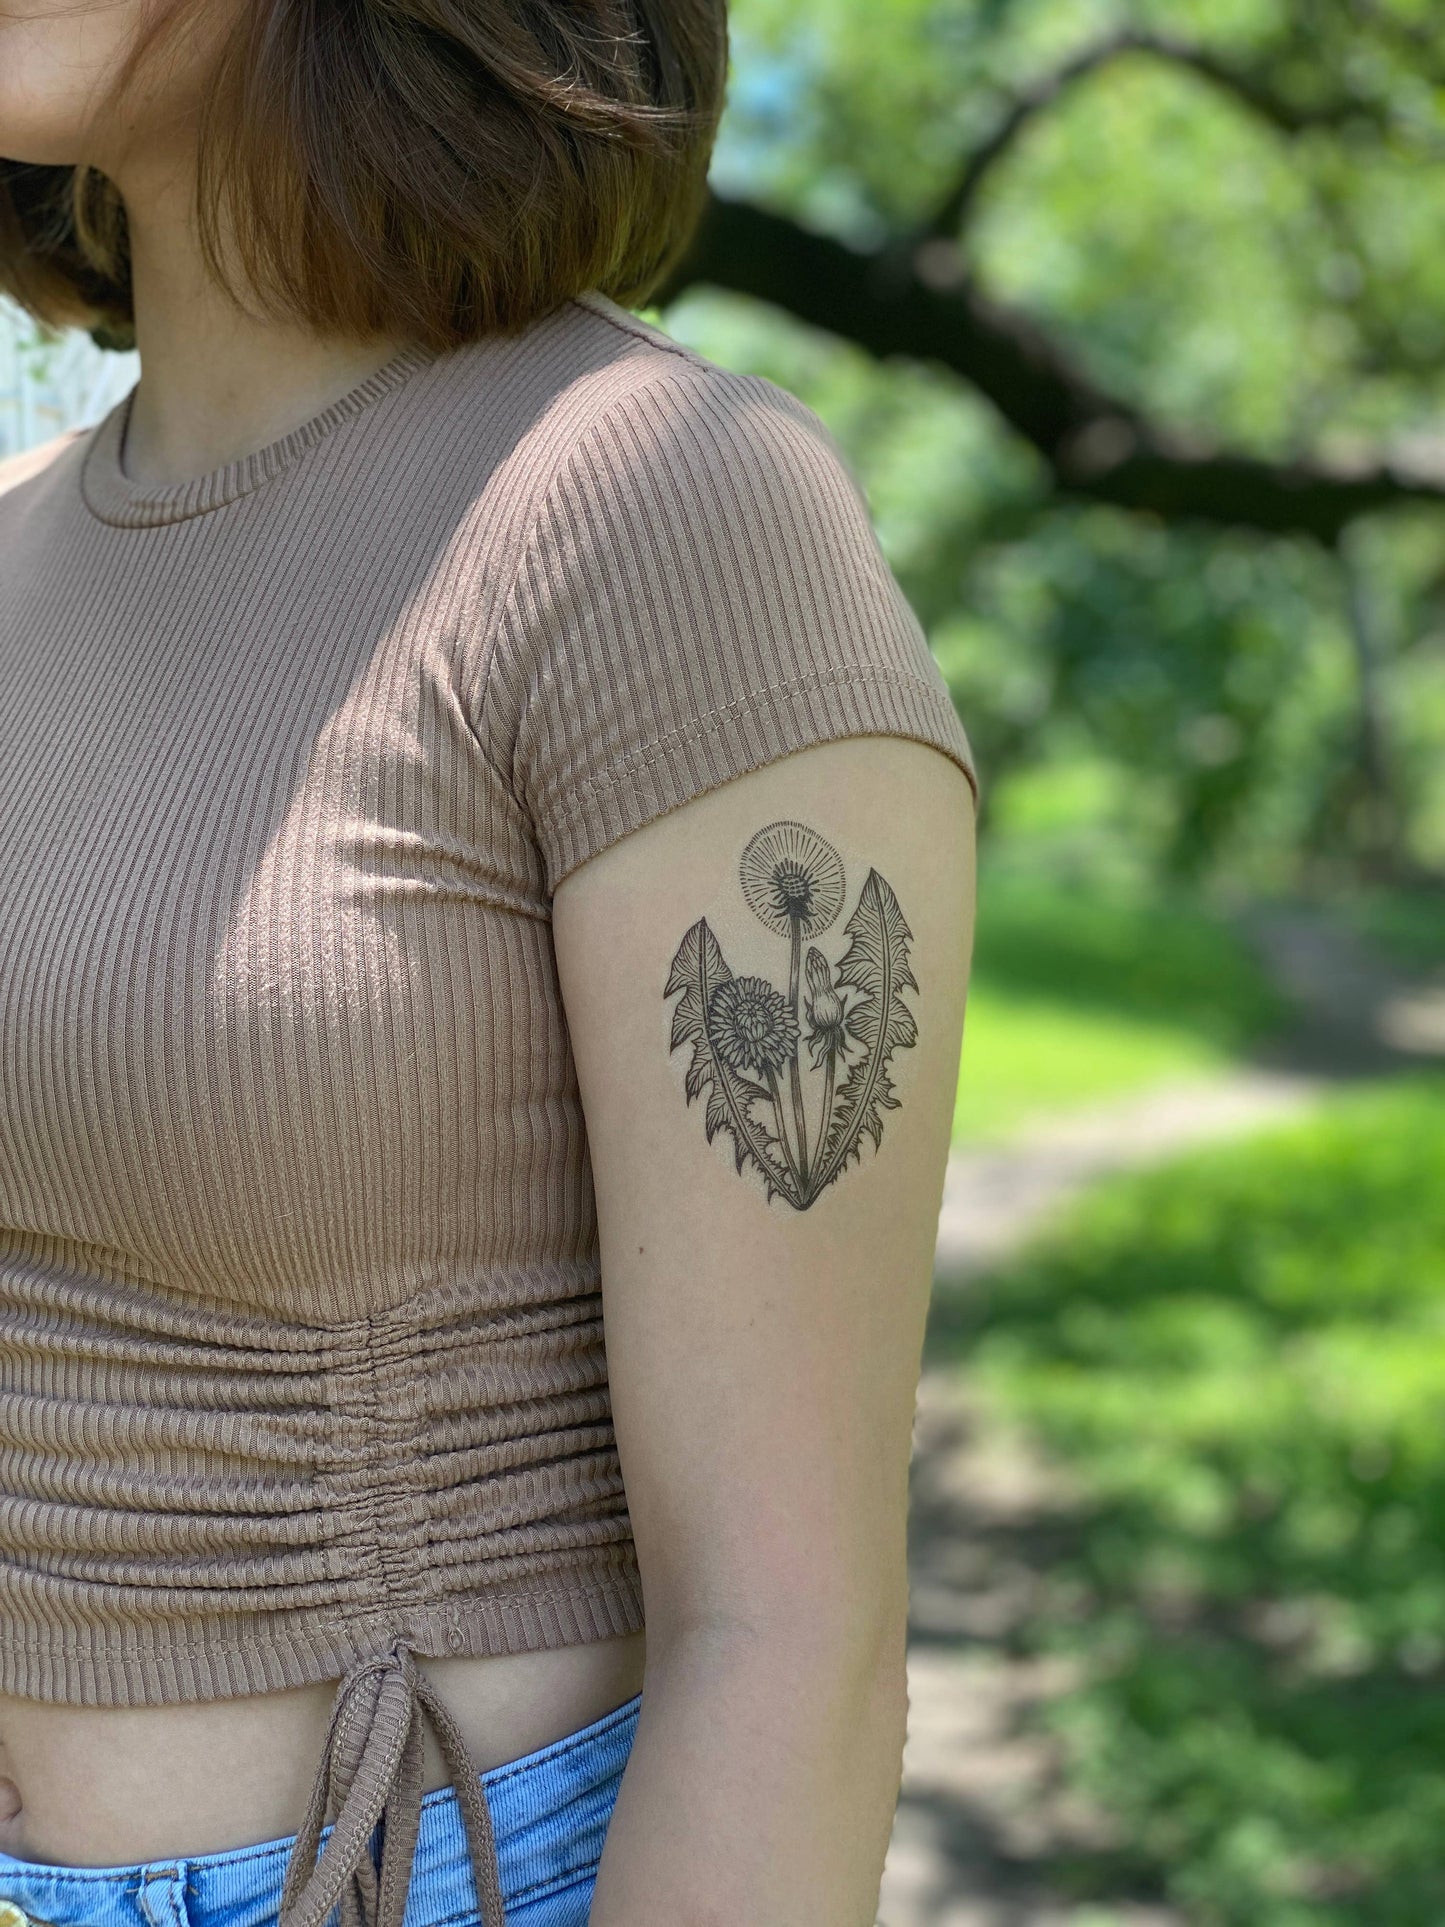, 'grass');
956,986,1228,1141
936,1075,1445,1925
954,866,1288,1144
